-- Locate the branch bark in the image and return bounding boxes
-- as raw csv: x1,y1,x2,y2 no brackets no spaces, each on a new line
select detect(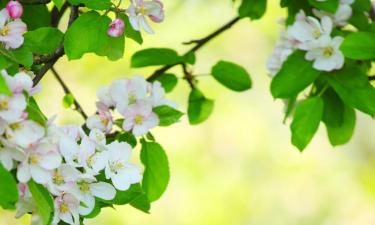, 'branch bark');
51,67,88,119
146,16,241,82
19,0,51,4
